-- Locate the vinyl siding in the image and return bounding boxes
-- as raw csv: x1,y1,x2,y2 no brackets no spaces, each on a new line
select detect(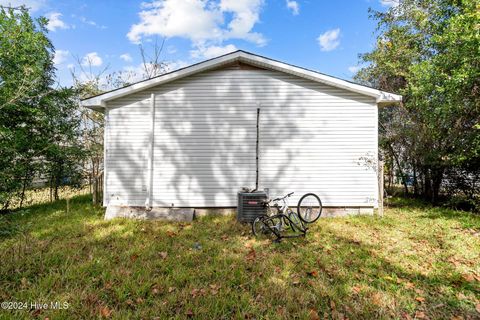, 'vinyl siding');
105,66,379,207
